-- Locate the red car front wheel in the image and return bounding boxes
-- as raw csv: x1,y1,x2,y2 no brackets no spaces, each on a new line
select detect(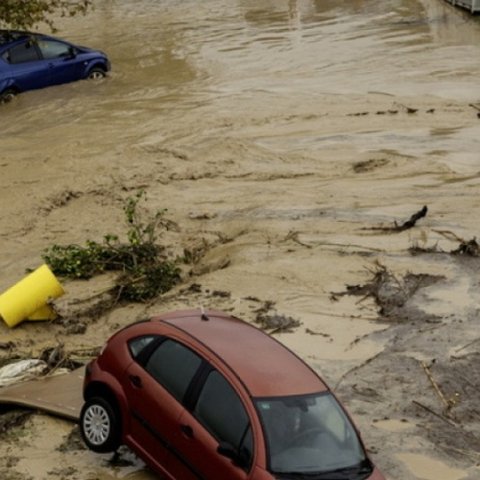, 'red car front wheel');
80,396,121,453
